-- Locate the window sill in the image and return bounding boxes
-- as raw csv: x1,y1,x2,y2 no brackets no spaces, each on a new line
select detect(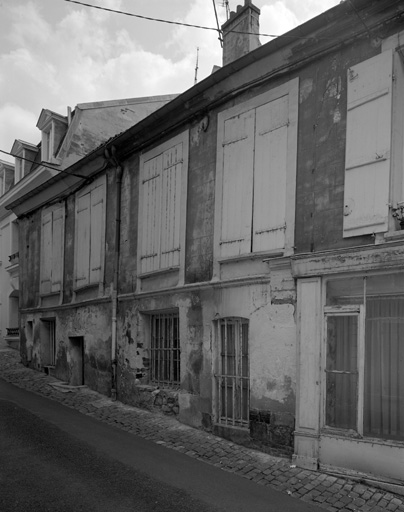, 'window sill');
383,230,404,242
73,282,100,293
321,429,404,447
139,267,179,279
218,250,284,265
